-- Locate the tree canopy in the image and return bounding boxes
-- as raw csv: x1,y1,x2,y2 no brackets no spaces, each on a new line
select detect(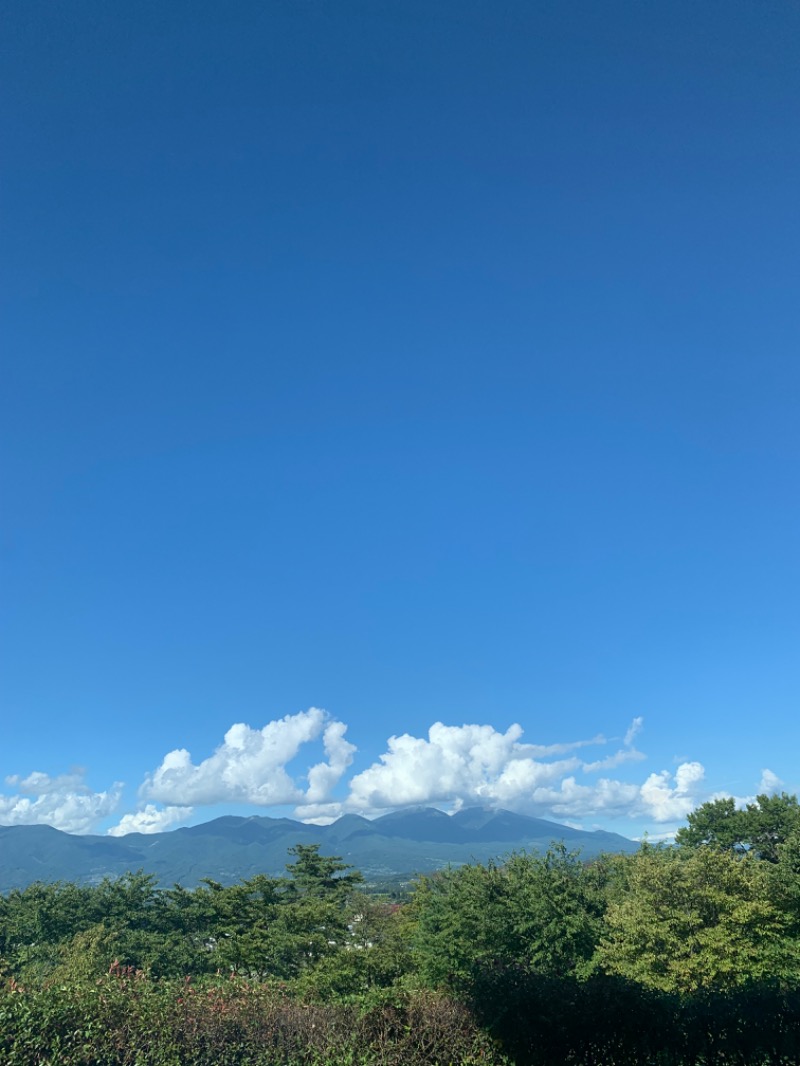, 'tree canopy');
676,792,800,862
